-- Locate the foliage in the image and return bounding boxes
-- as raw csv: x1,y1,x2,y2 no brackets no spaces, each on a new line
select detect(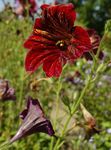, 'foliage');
0,5,111,150
69,0,111,34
